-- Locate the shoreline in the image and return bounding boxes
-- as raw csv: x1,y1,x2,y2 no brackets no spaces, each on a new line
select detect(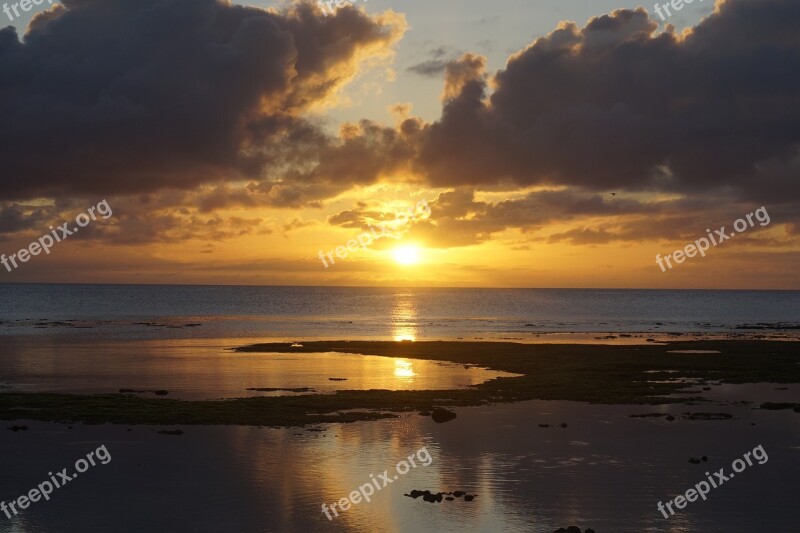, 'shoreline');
1,339,799,427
